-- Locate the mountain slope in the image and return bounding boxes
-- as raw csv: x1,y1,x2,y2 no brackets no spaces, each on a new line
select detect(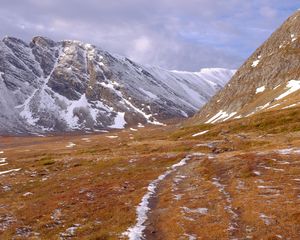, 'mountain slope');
195,10,300,124
0,36,234,135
